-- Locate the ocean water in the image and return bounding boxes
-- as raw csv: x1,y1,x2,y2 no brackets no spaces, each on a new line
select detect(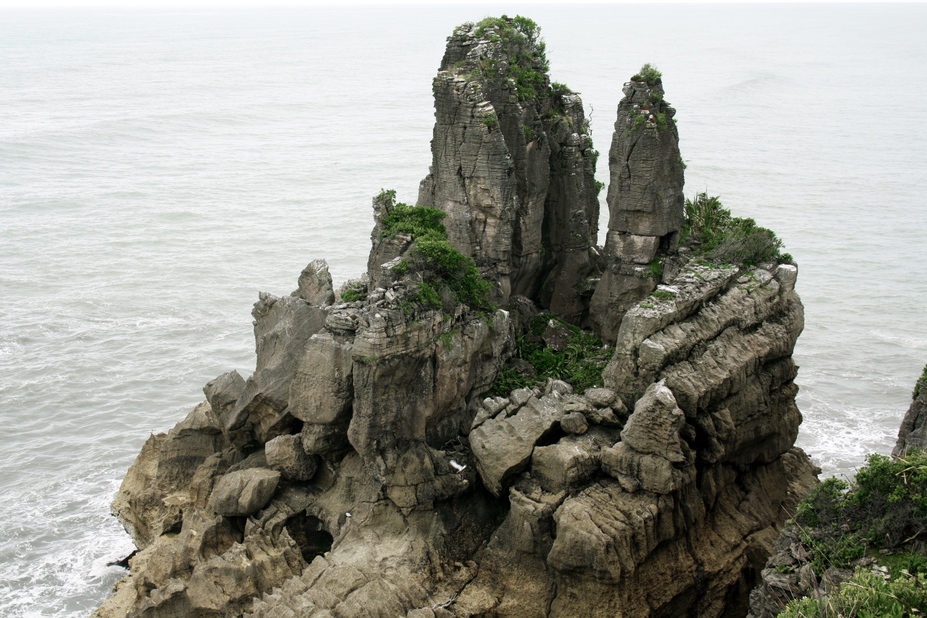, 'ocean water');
1,5,925,615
